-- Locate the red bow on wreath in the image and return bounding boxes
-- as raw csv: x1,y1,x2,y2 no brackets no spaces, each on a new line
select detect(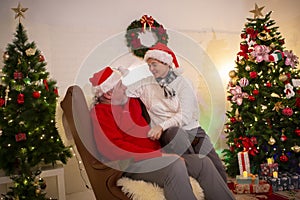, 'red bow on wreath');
140,15,154,32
